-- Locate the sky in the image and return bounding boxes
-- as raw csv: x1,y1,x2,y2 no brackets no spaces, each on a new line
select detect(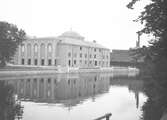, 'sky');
0,0,149,50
